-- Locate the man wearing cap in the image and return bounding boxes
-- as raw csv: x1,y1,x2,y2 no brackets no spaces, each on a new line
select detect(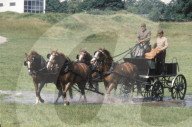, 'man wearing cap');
153,30,168,74
134,23,151,58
